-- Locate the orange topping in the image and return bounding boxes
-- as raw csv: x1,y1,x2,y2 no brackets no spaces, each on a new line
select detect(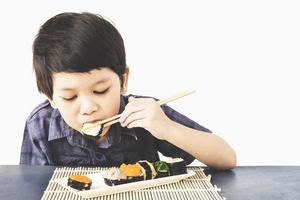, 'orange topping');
119,163,142,176
69,175,92,184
